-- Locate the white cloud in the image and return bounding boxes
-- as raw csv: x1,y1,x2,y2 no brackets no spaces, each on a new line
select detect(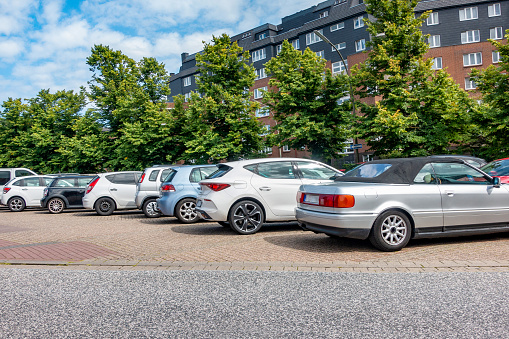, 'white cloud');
0,38,25,59
0,0,38,35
